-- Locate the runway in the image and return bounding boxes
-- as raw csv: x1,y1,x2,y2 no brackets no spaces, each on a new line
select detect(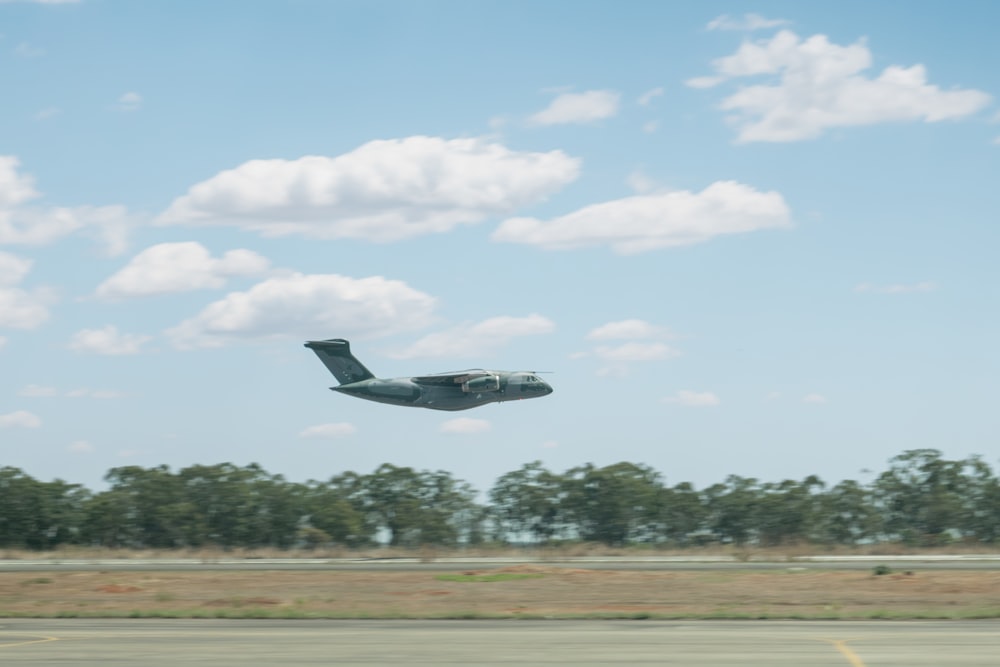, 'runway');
2,555,999,572
1,619,998,666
